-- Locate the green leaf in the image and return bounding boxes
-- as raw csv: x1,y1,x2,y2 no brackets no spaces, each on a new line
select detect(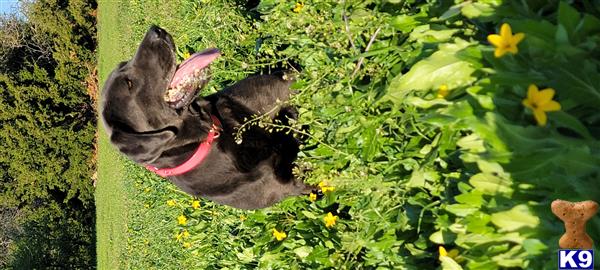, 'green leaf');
457,134,485,153
550,67,600,108
439,4,462,20
454,190,484,207
361,124,380,161
383,40,477,104
249,211,268,222
236,248,255,263
256,0,277,14
491,245,526,268
429,230,457,244
476,160,505,176
497,232,526,244
302,210,317,219
306,245,330,265
404,243,427,256
294,246,313,259
455,232,494,246
408,25,459,43
464,213,493,233
512,20,555,42
558,2,580,36
440,256,464,270
555,24,569,44
390,15,420,33
324,240,334,249
445,204,479,217
457,182,473,193
467,87,495,109
407,169,440,190
522,239,547,256
446,102,477,122
466,260,499,270
468,173,513,197
552,111,593,139
406,97,451,108
490,204,540,232
580,14,600,37
461,2,496,19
